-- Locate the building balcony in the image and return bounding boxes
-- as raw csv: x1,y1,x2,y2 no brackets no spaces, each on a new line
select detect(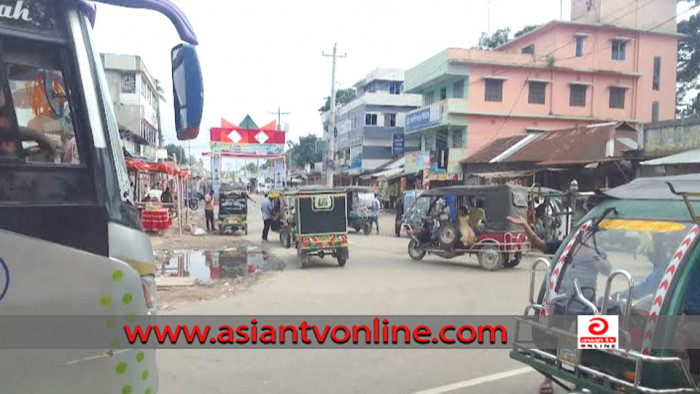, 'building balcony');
404,98,469,134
